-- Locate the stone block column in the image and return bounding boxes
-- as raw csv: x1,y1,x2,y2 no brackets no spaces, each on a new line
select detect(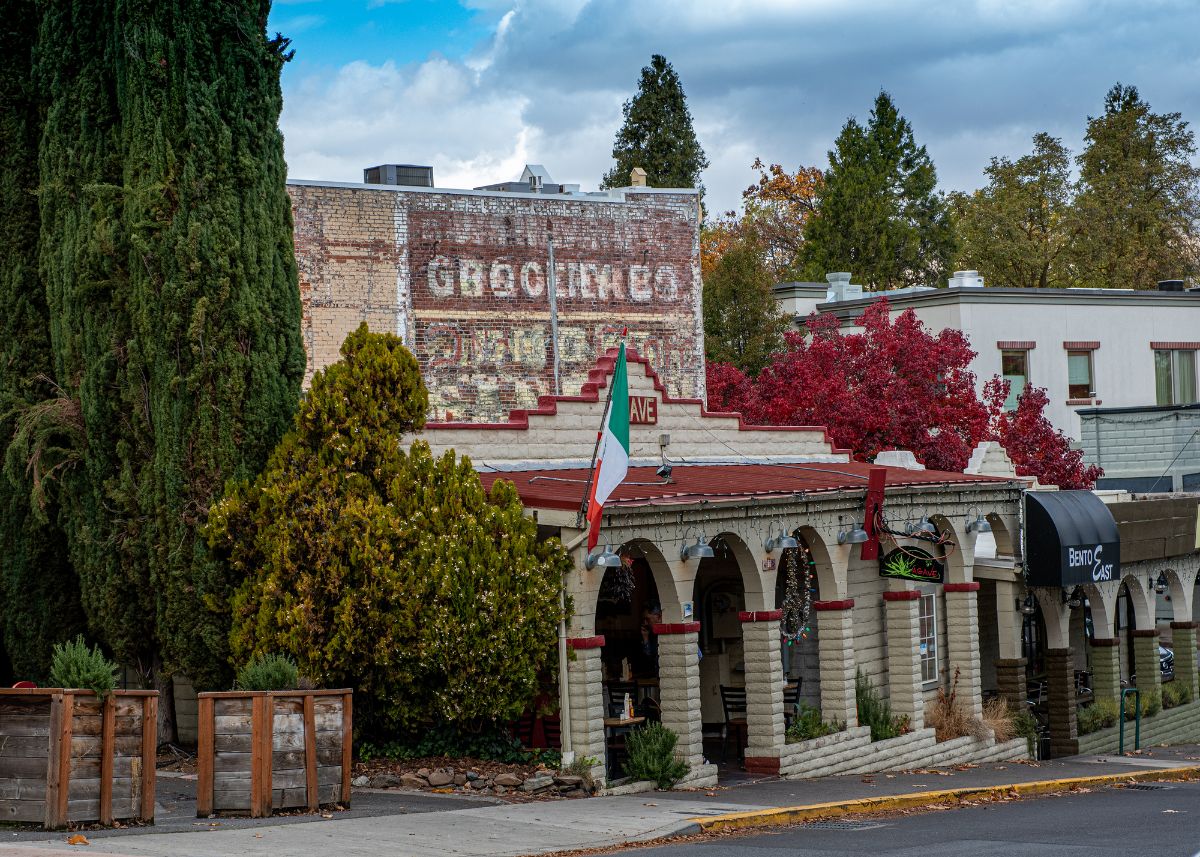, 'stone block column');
740,611,785,774
565,637,607,775
995,658,1027,711
944,583,983,718
1045,648,1077,757
815,600,858,725
1089,637,1122,707
883,589,925,731
654,623,715,786
1171,622,1199,701
1133,630,1163,703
